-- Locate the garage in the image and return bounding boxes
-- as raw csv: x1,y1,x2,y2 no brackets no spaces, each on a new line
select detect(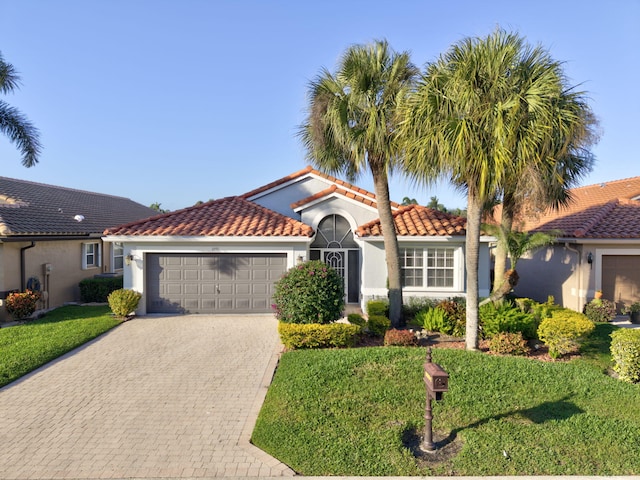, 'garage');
146,253,287,314
601,254,640,312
